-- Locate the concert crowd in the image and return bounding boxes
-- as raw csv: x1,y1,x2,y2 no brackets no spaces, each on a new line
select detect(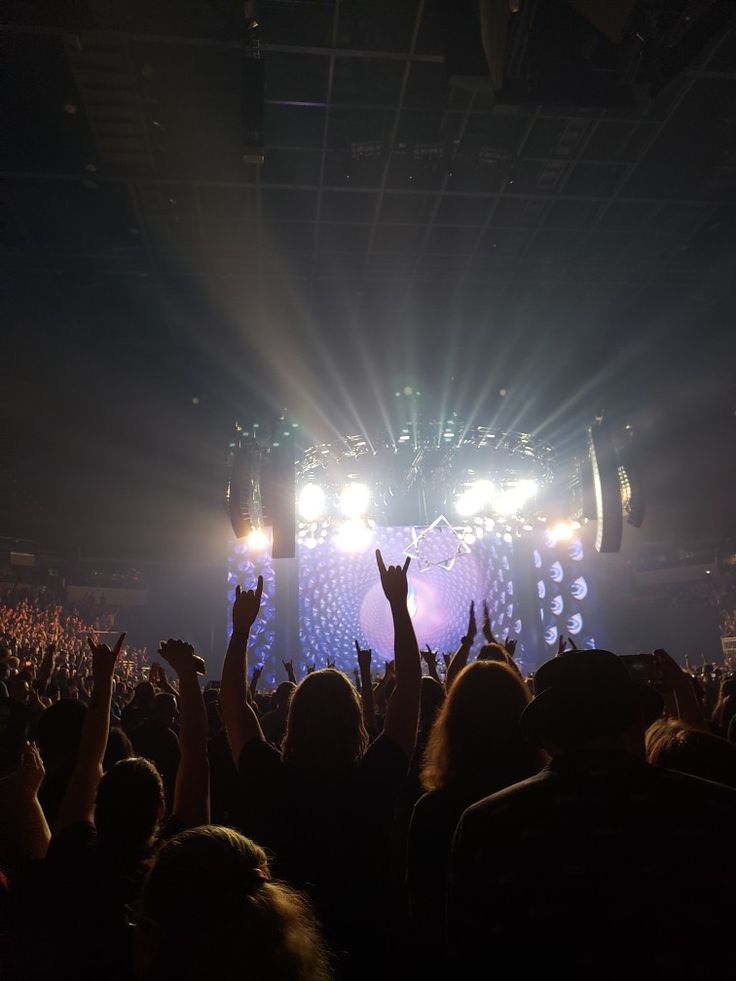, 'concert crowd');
1,556,735,981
